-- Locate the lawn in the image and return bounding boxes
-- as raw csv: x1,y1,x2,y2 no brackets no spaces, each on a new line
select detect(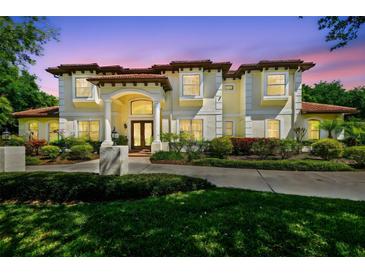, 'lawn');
1,188,365,256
